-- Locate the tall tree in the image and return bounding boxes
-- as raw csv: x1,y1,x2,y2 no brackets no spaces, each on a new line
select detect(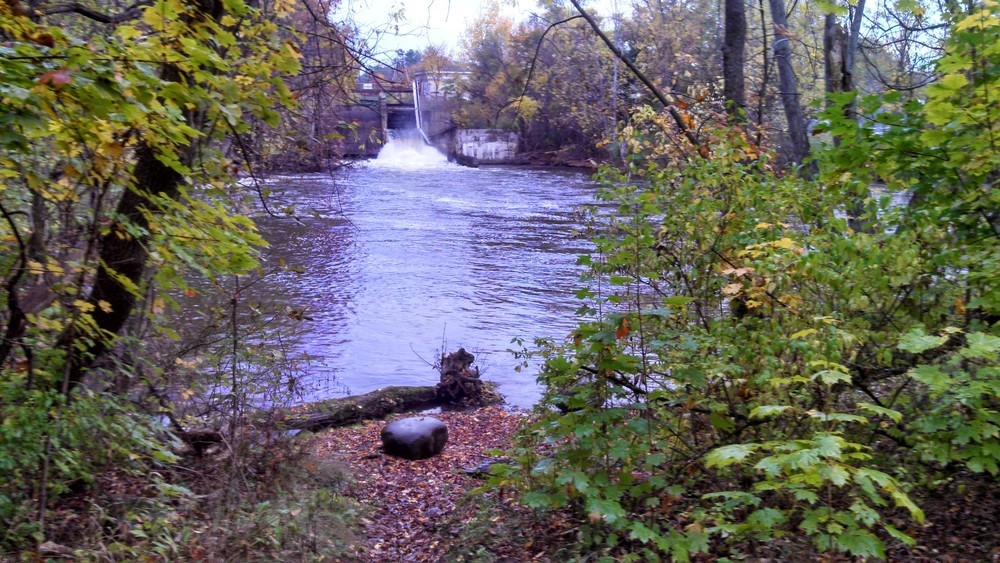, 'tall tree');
823,1,870,231
723,0,747,118
767,0,812,173
1,0,301,389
